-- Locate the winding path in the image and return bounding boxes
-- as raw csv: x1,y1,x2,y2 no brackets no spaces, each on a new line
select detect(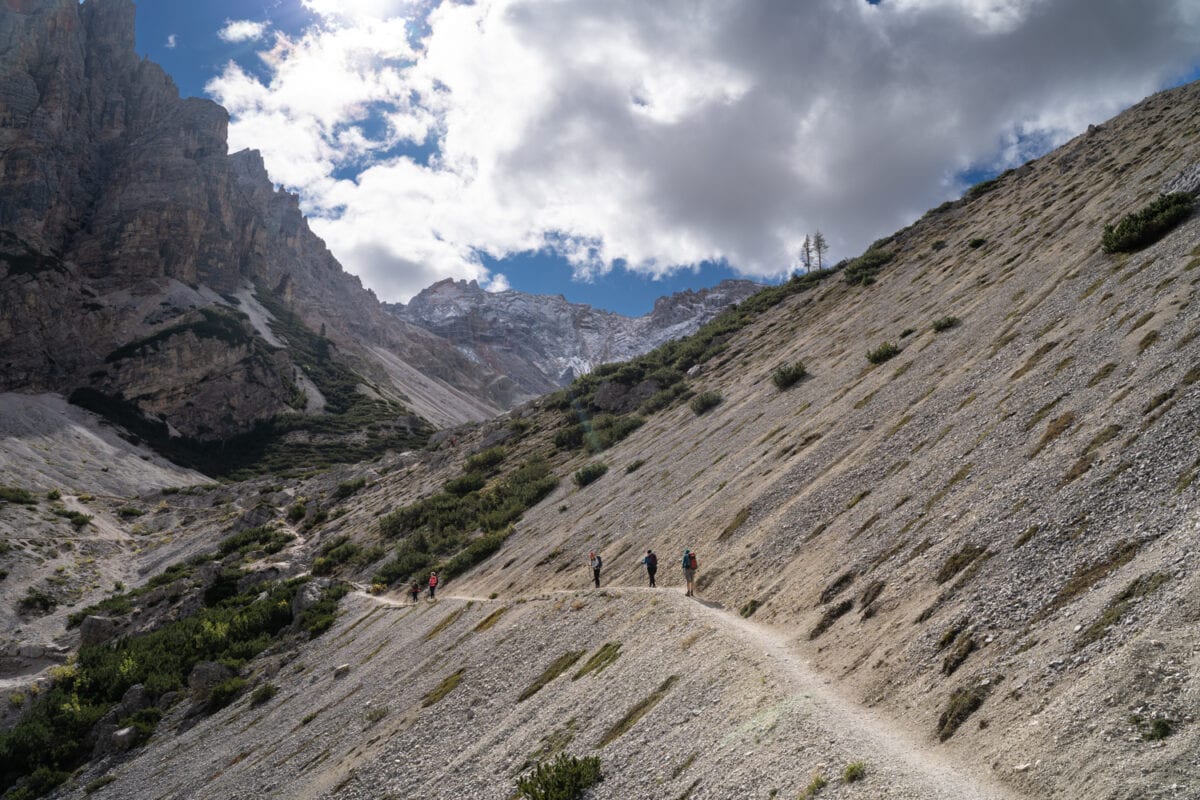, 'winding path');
358,585,1022,800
